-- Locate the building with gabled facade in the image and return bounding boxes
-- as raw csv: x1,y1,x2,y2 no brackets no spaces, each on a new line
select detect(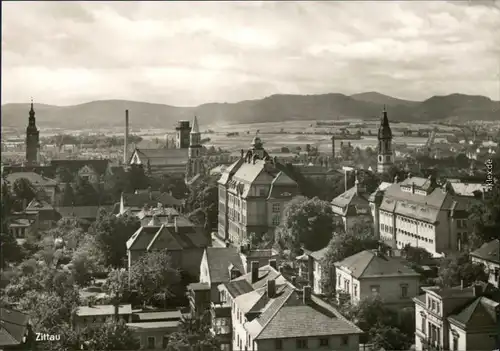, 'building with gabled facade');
6,171,58,204
470,239,500,288
413,282,500,351
217,136,300,245
369,174,476,256
116,188,184,216
331,171,372,232
50,159,111,186
213,261,363,351
334,249,420,308
126,215,209,277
